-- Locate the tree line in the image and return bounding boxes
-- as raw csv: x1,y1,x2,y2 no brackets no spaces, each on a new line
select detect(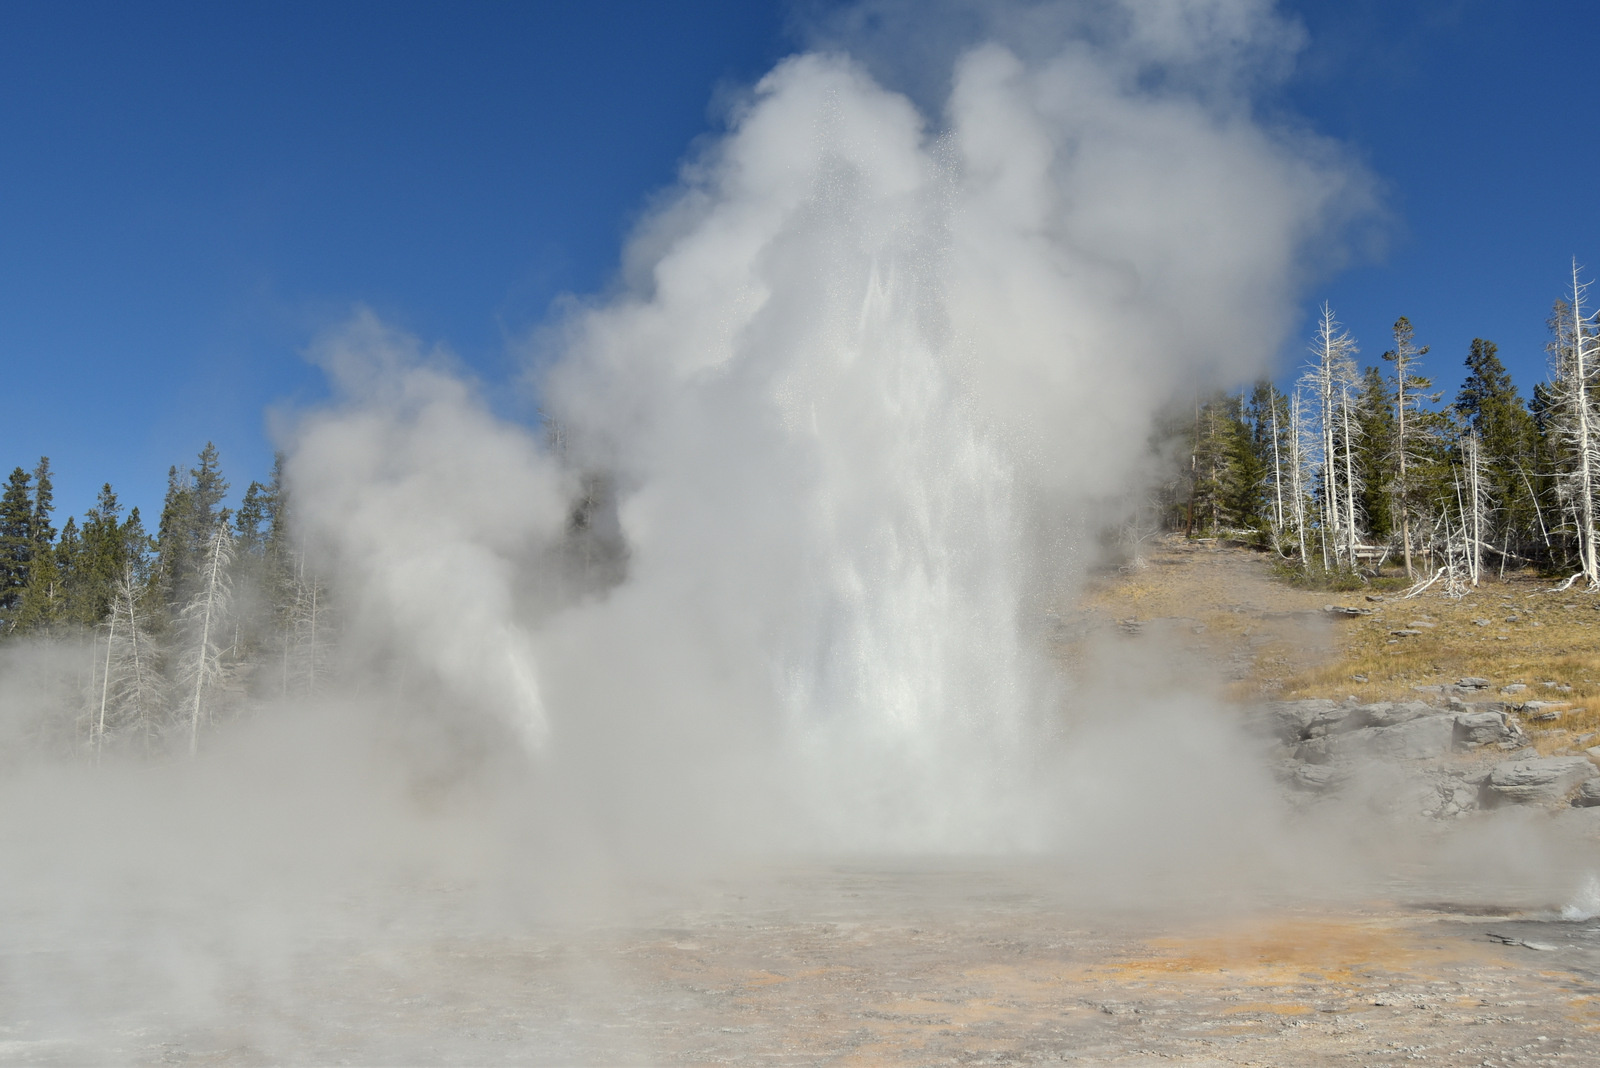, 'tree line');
0,444,327,758
1168,262,1600,592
